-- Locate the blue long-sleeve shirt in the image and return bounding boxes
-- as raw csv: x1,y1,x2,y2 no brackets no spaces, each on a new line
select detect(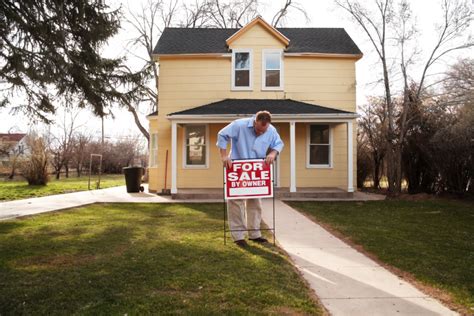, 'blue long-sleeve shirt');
217,116,284,160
